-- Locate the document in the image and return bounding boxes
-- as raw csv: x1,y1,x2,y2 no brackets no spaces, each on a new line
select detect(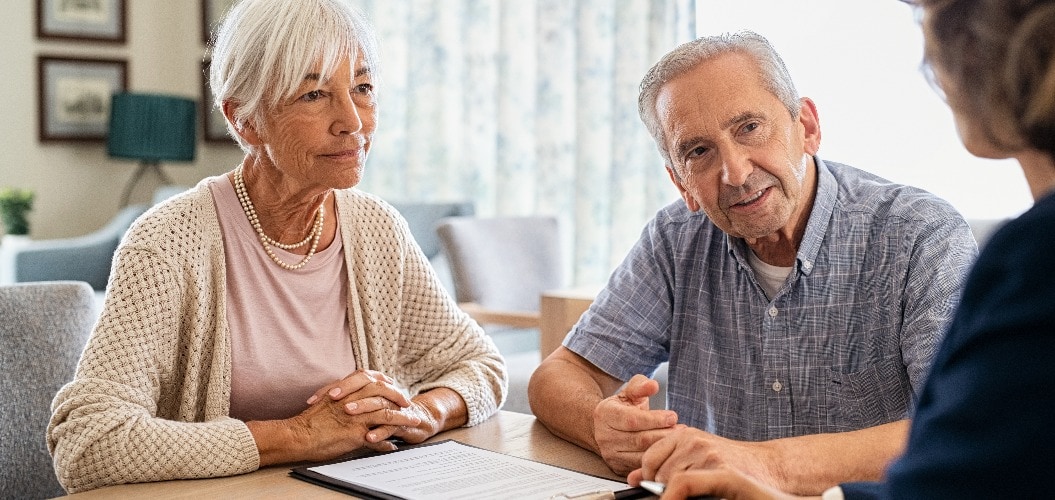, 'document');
291,440,640,500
